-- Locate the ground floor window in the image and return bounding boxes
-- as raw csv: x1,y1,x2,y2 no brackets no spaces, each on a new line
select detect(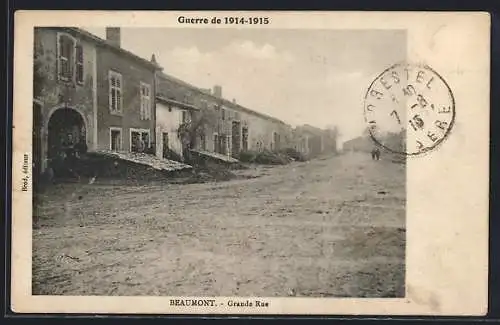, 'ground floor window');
130,128,150,153
217,135,227,155
110,127,122,151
